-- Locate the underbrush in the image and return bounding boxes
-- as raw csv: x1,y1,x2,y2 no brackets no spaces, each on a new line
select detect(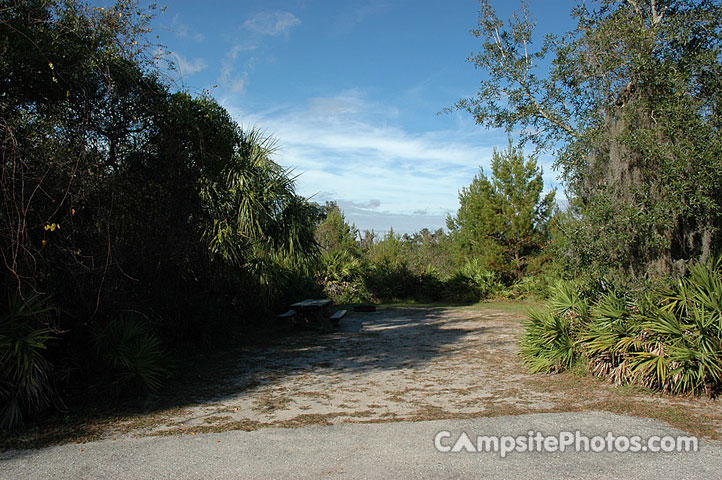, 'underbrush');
320,255,517,305
520,257,722,396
